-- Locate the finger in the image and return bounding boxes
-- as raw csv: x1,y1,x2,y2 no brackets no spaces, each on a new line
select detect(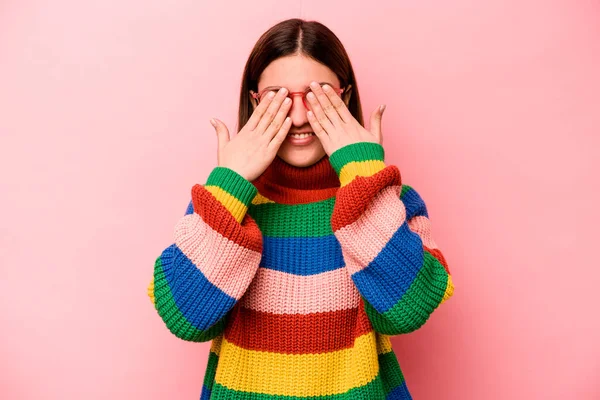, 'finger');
264,96,292,138
212,118,230,152
307,110,330,148
212,118,229,165
322,84,353,124
268,116,292,151
306,91,335,134
246,89,277,131
369,105,384,143
255,87,289,134
308,82,343,128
